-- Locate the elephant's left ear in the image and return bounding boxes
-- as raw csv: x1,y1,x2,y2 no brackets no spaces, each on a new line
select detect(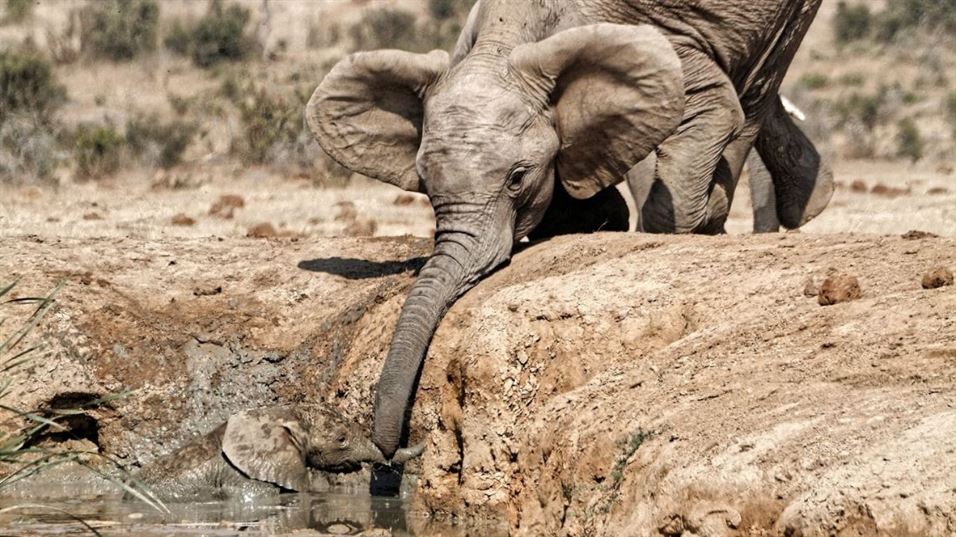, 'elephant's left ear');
511,24,685,199
222,407,311,492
